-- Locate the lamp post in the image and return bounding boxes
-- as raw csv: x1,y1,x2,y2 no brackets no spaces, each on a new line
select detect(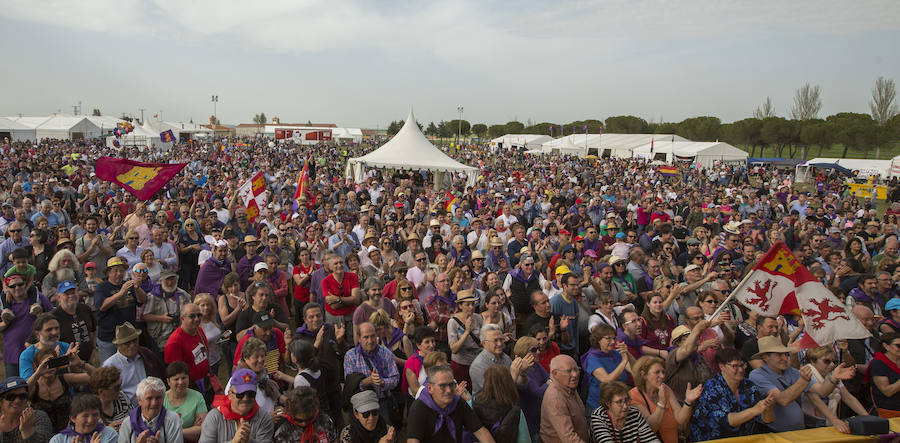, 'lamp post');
456,106,464,153
211,95,218,137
